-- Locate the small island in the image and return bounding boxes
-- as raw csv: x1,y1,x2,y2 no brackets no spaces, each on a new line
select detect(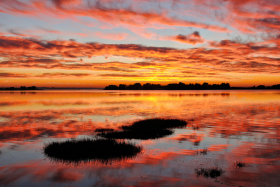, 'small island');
104,82,280,90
